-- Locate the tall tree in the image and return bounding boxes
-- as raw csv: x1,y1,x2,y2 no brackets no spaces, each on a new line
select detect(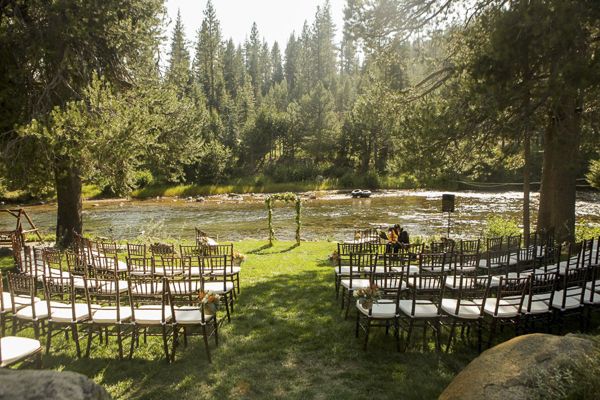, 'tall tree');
312,1,338,90
245,22,262,100
193,0,225,112
165,9,191,94
271,42,284,85
0,0,164,247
